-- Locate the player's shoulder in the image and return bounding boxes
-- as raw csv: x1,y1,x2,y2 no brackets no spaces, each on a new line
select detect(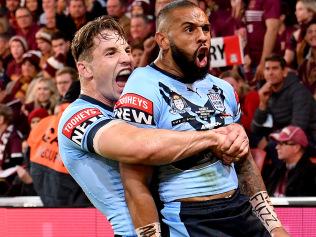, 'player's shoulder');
203,74,234,91
58,97,112,131
128,65,164,82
